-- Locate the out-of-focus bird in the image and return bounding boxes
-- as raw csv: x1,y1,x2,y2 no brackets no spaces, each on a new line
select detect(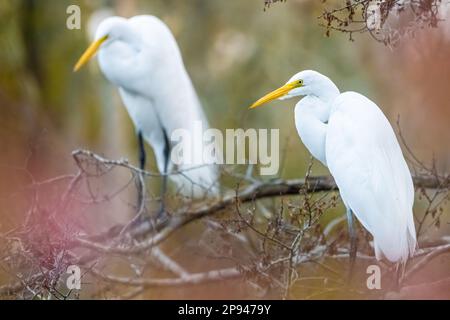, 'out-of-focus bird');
250,70,417,265
74,15,219,216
